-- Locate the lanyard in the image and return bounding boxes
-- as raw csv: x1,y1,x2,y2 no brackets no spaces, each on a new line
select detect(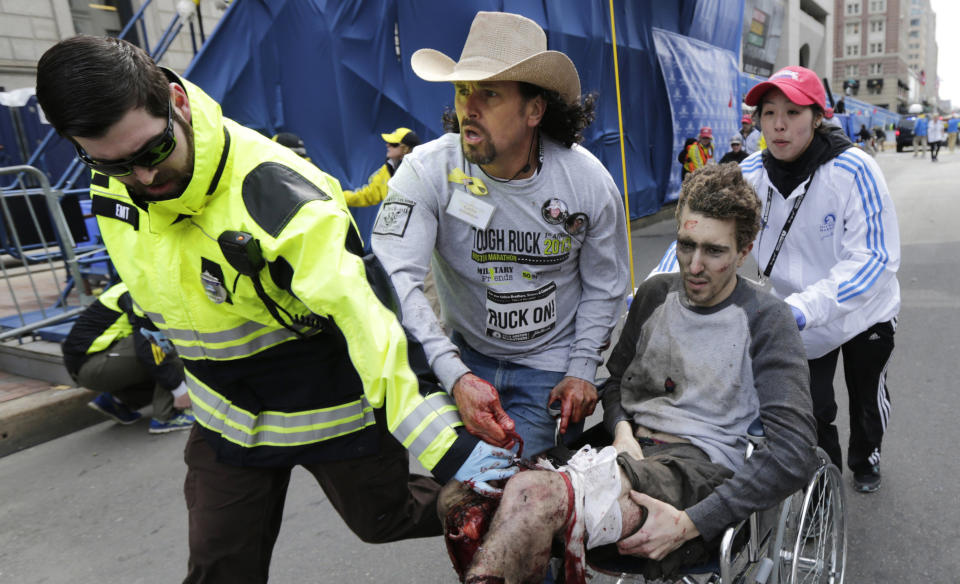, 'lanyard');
759,170,816,280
